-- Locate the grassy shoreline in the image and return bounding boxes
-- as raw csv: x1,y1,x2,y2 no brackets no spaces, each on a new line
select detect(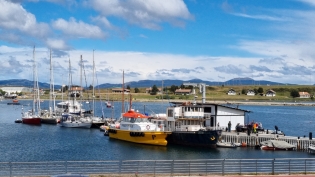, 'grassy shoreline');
9,85,315,106
11,96,315,106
